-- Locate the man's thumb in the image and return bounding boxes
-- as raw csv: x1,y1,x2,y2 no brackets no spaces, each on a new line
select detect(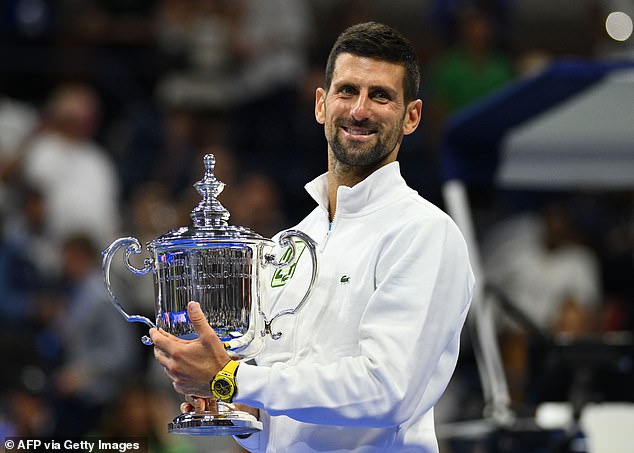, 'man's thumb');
187,301,212,338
